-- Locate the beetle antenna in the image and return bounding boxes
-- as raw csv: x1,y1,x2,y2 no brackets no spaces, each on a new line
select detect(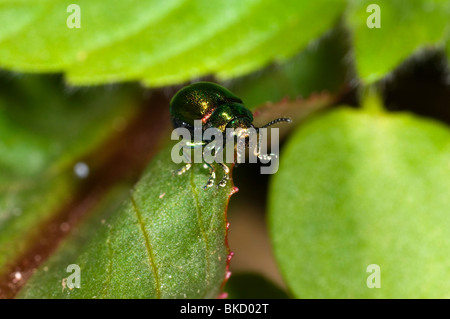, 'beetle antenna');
260,117,292,128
